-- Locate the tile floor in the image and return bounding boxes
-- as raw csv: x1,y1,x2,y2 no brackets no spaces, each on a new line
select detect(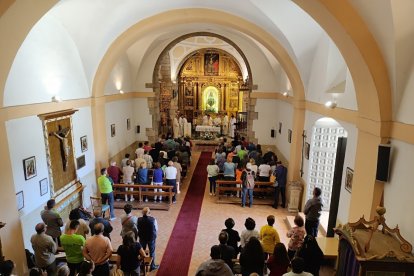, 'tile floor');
109,149,335,275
